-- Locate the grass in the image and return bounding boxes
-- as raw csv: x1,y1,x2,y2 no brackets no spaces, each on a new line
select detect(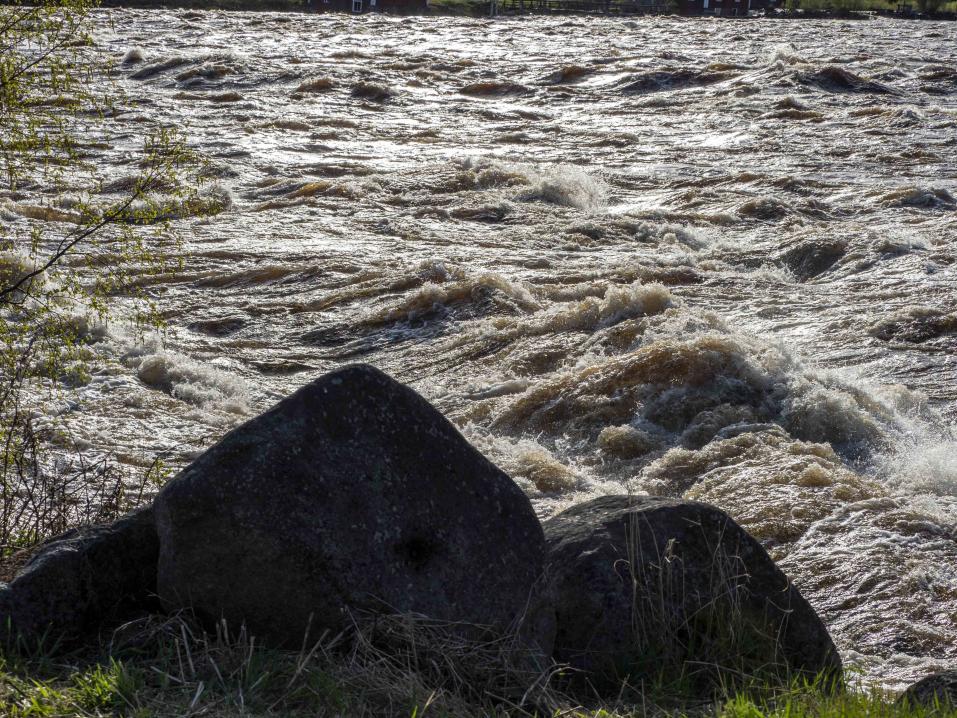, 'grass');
0,612,561,717
0,614,953,718
0,651,951,718
718,692,956,718
791,0,957,12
